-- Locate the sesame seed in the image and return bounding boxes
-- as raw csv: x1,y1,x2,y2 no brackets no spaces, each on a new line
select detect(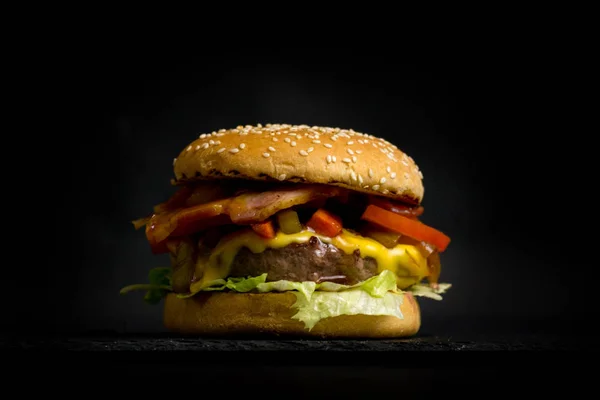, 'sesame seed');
418,170,424,179
402,160,409,166
299,150,309,156
307,147,314,153
272,137,278,142
386,166,391,173
284,138,291,143
352,156,357,163
332,156,337,163
289,133,297,136
347,149,354,155
268,146,276,152
217,148,226,153
324,143,333,148
364,140,369,144
358,140,364,144
372,184,380,191
291,141,297,147
216,133,225,137
347,141,354,145
363,185,370,189
351,171,357,181
381,189,389,195
331,136,337,141
195,145,200,150
278,174,286,181
239,143,246,149
208,140,214,145
200,133,207,139
390,172,397,179
355,150,362,154
368,169,374,178
218,129,225,133
380,177,386,184
326,155,332,164
173,158,177,166
263,152,271,158
214,140,221,145
229,148,240,154
358,174,364,184
342,157,352,163
312,140,321,144
202,143,210,149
